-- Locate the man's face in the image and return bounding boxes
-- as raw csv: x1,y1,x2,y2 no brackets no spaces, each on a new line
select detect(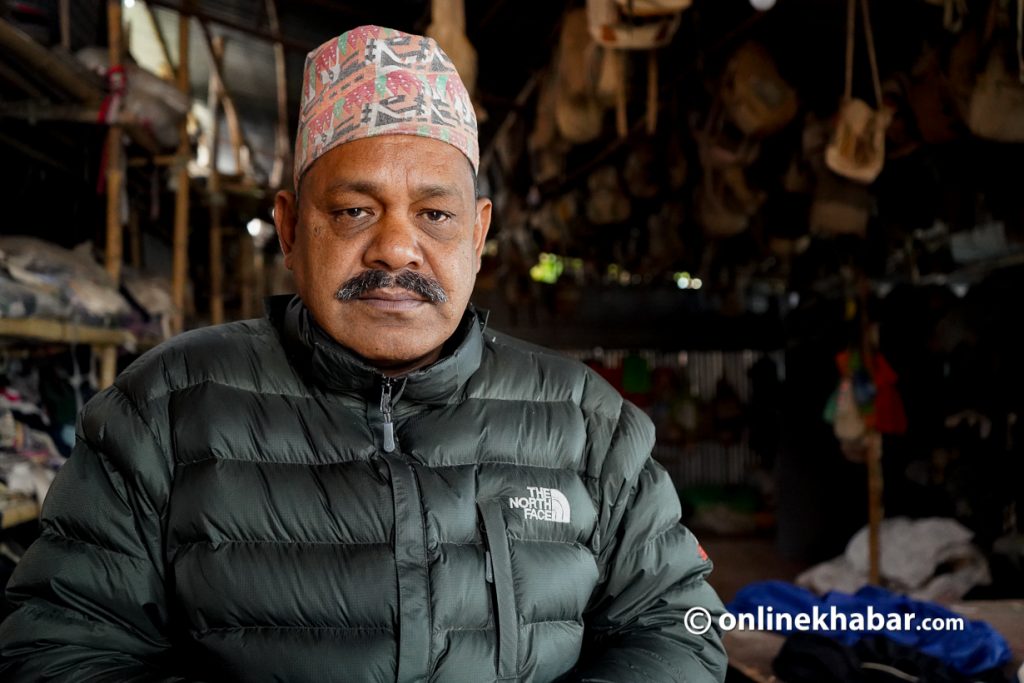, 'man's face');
274,135,492,375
